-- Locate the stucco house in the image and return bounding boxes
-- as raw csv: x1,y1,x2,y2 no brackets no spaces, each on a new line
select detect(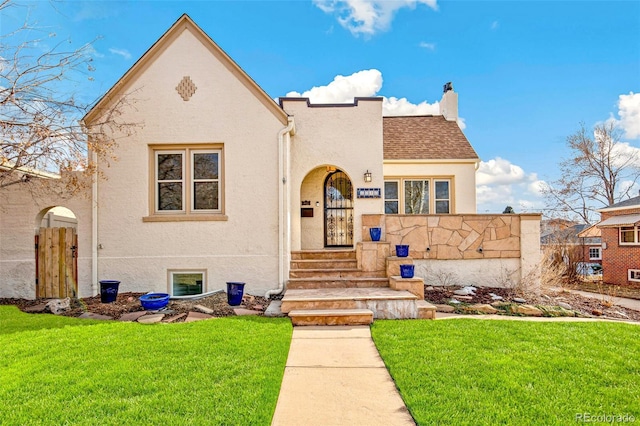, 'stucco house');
593,195,640,286
0,15,541,322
